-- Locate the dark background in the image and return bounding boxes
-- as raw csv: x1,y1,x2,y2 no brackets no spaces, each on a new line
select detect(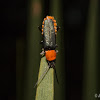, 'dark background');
0,0,100,100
